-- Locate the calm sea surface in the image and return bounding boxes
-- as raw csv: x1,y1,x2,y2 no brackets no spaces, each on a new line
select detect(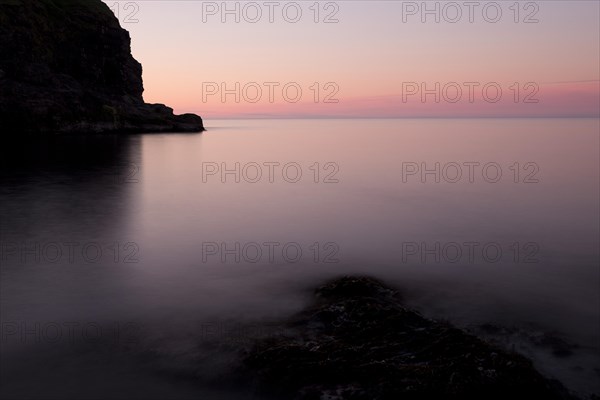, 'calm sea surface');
1,118,598,398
